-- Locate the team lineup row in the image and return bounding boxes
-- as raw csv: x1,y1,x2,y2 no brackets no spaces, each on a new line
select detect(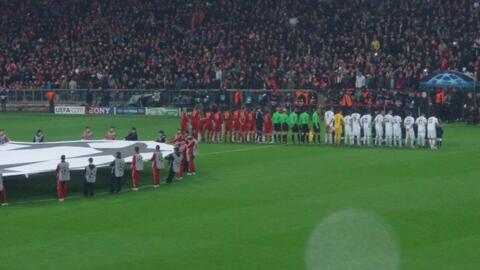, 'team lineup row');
179,107,443,149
